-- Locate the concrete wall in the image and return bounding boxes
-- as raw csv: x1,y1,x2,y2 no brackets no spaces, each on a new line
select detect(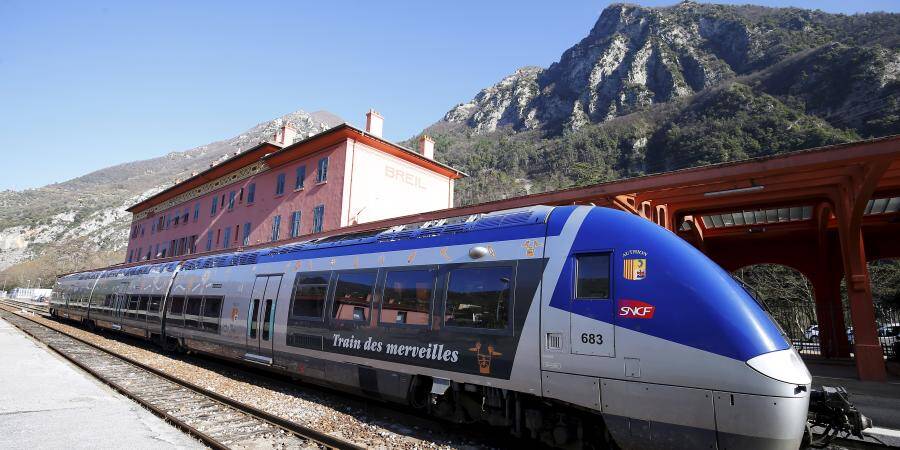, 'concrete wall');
342,140,453,226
